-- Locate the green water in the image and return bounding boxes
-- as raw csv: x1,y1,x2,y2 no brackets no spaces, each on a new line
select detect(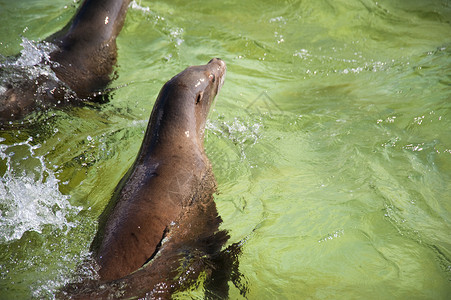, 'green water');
1,0,451,299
